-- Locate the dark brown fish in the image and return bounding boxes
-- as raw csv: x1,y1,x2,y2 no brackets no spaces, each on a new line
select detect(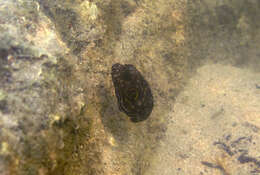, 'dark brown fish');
111,63,153,122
